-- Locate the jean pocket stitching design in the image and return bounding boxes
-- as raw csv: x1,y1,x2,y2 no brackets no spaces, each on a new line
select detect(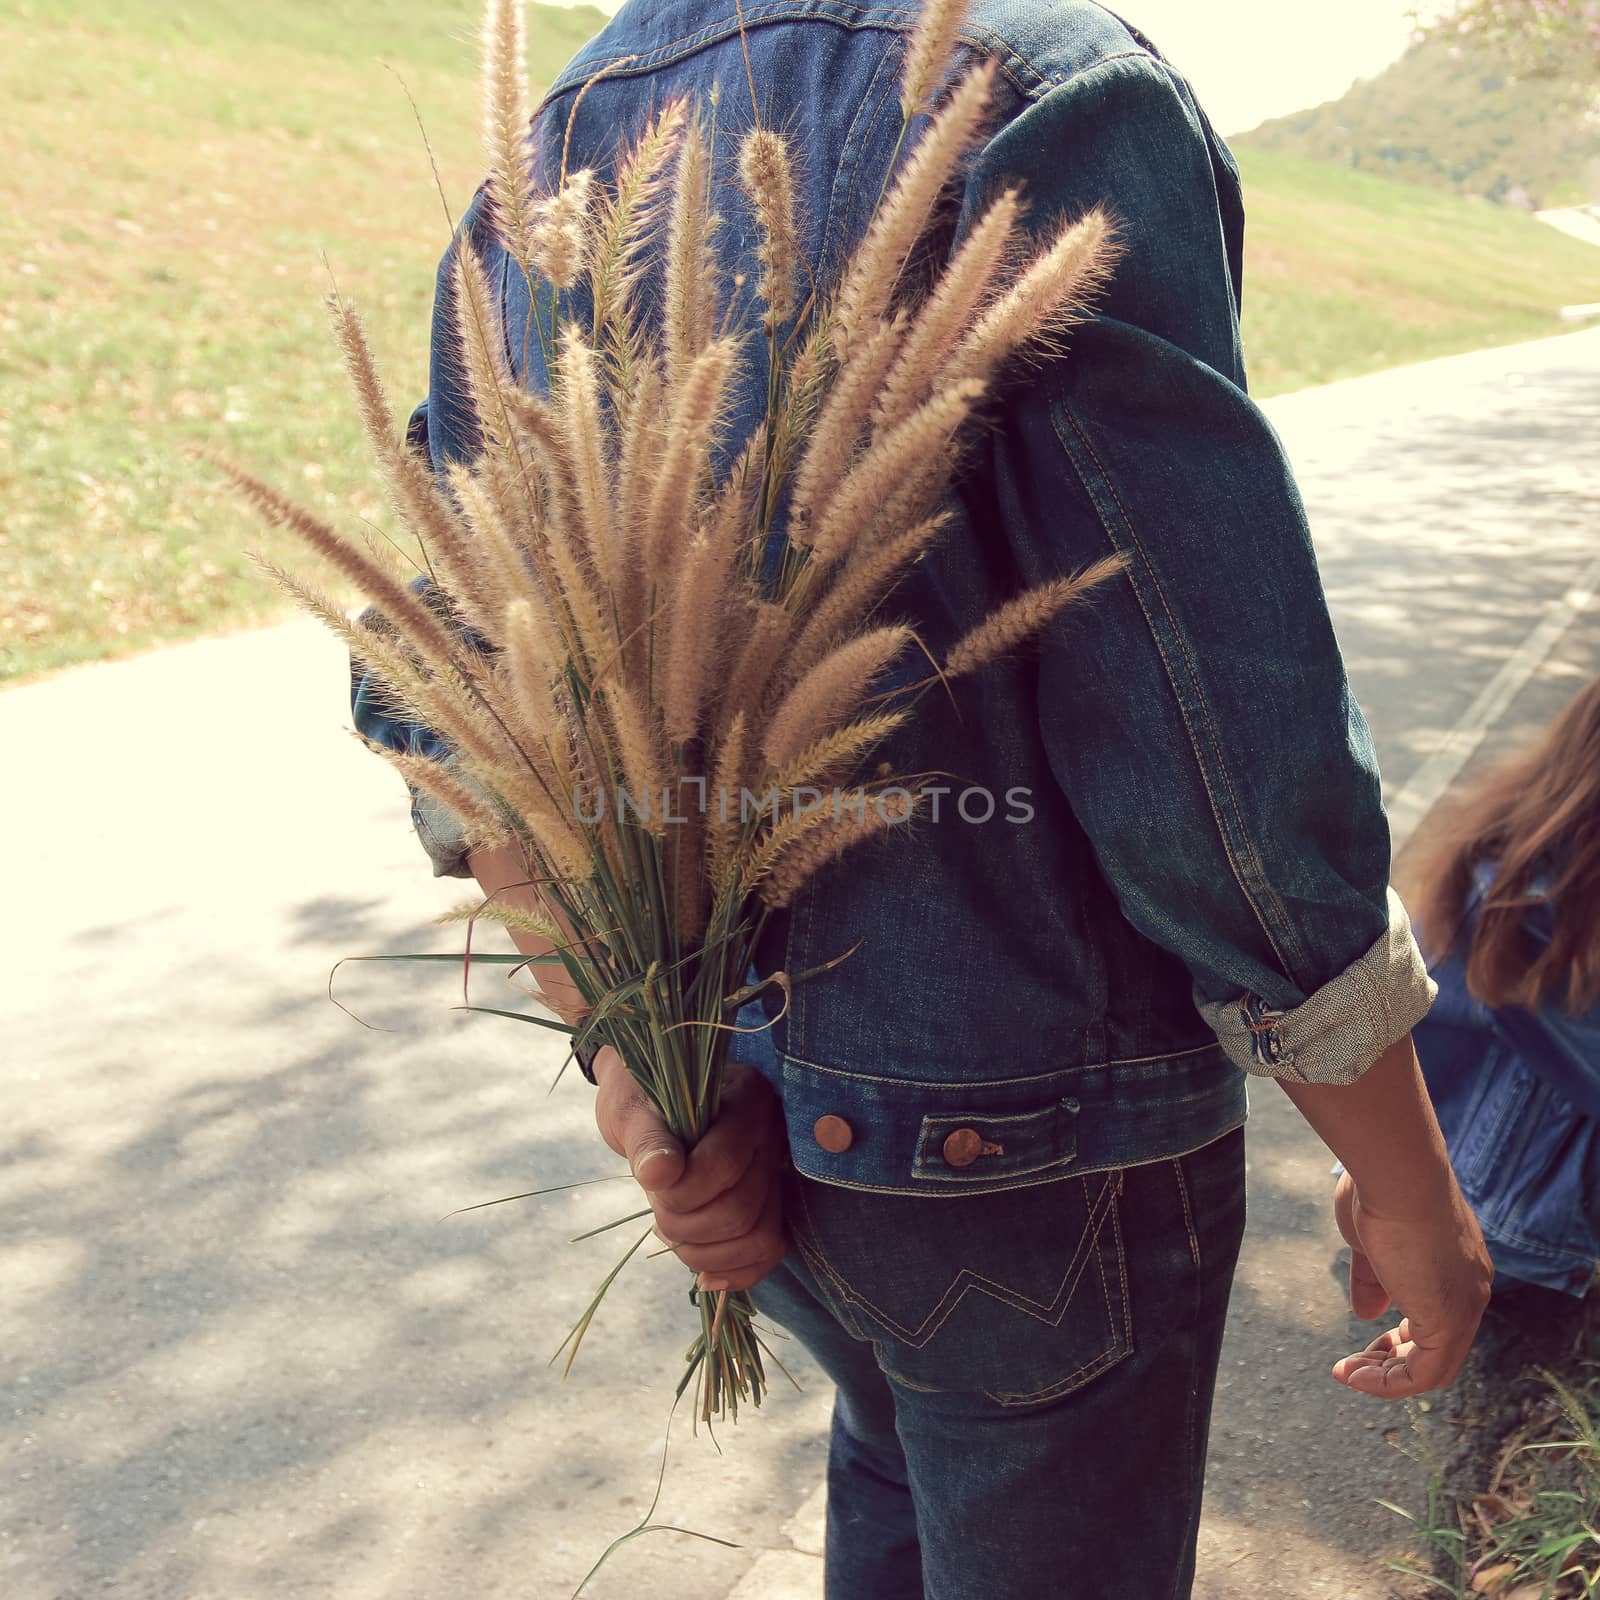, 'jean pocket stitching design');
1112,1179,1133,1344
876,1232,1125,1404
1172,1157,1201,1268
814,1172,1124,1355
986,1332,1129,1407
984,1193,1132,1406
786,1181,875,1344
875,1358,943,1393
